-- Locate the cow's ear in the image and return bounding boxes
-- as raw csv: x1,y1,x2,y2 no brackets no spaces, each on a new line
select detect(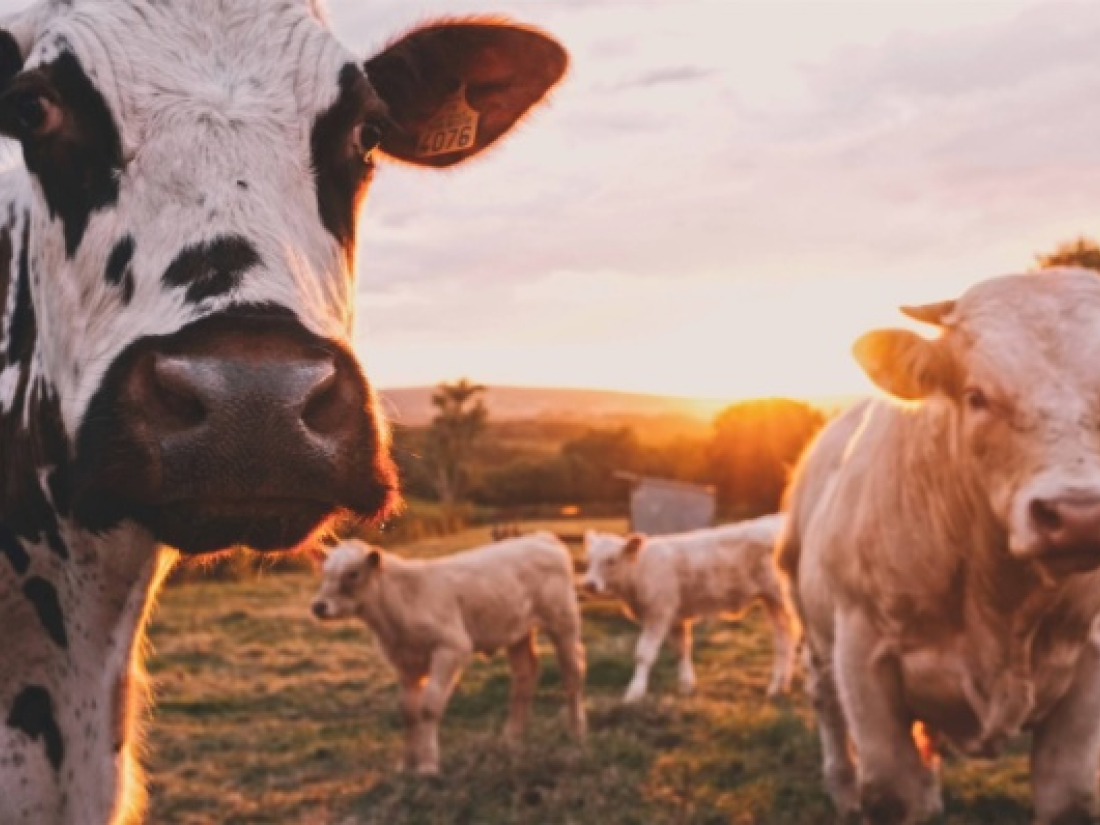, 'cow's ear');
366,19,567,168
853,329,956,401
623,533,646,558
365,548,383,571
